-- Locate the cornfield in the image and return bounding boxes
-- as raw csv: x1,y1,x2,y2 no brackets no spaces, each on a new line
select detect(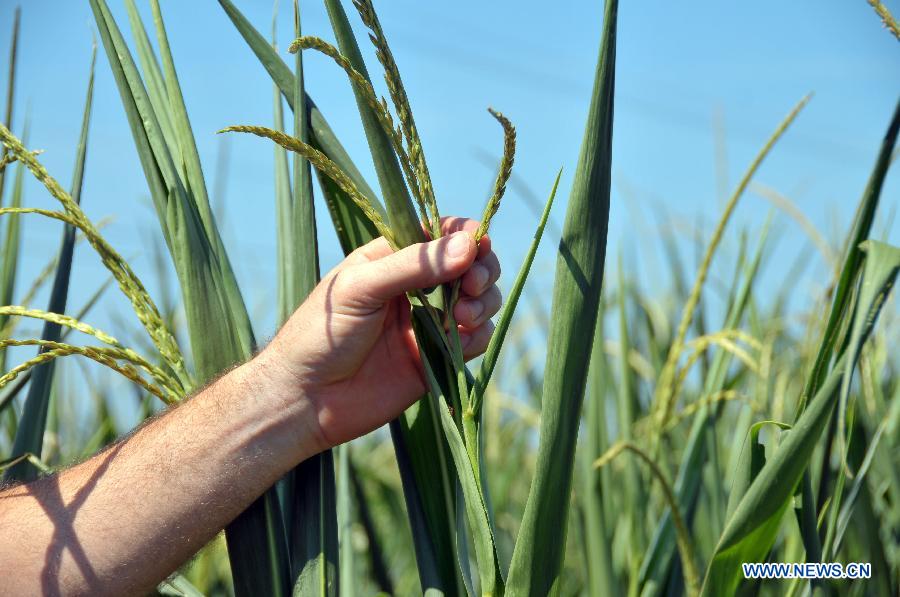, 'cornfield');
0,1,898,596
